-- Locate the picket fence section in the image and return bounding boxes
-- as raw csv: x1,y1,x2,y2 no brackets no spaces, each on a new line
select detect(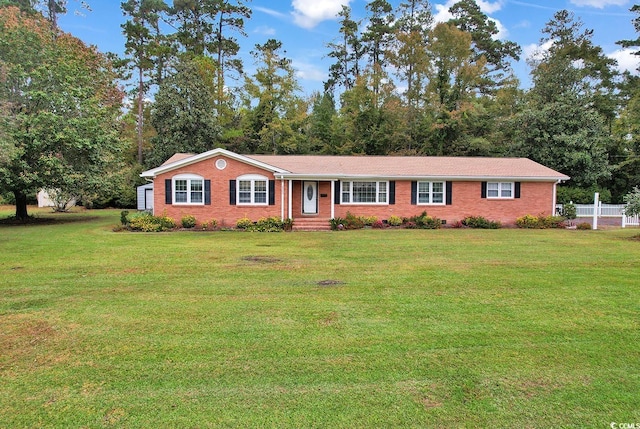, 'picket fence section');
556,203,639,228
